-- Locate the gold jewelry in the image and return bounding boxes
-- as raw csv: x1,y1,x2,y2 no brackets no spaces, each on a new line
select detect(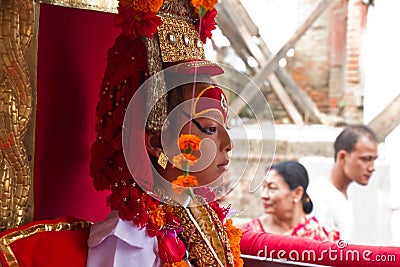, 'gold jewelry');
158,16,205,63
158,152,168,169
164,197,234,267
